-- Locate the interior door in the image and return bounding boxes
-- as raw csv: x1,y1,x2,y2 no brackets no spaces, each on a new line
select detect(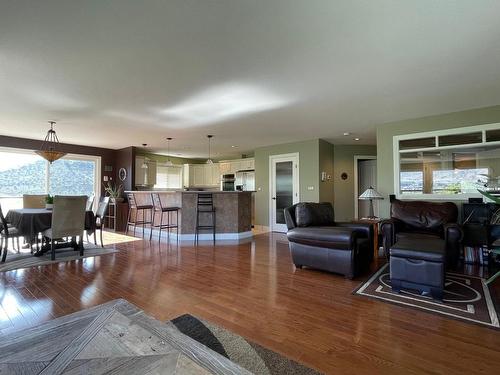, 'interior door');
358,159,378,218
270,154,299,232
